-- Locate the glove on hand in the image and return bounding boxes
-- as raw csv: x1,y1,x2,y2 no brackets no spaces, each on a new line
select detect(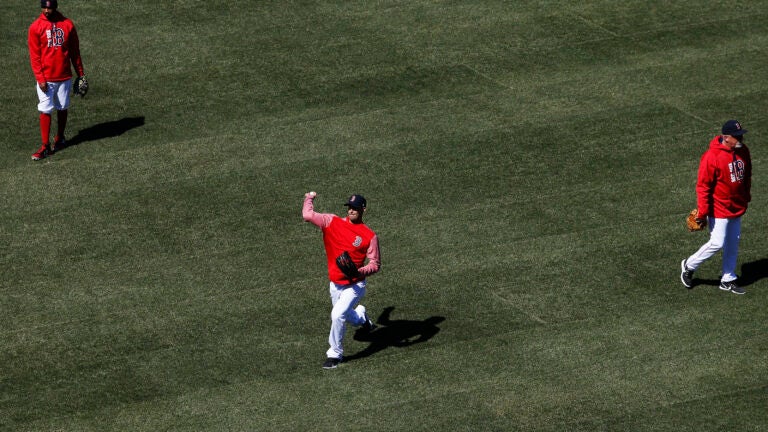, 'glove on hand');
686,209,706,232
335,251,359,280
73,75,88,97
